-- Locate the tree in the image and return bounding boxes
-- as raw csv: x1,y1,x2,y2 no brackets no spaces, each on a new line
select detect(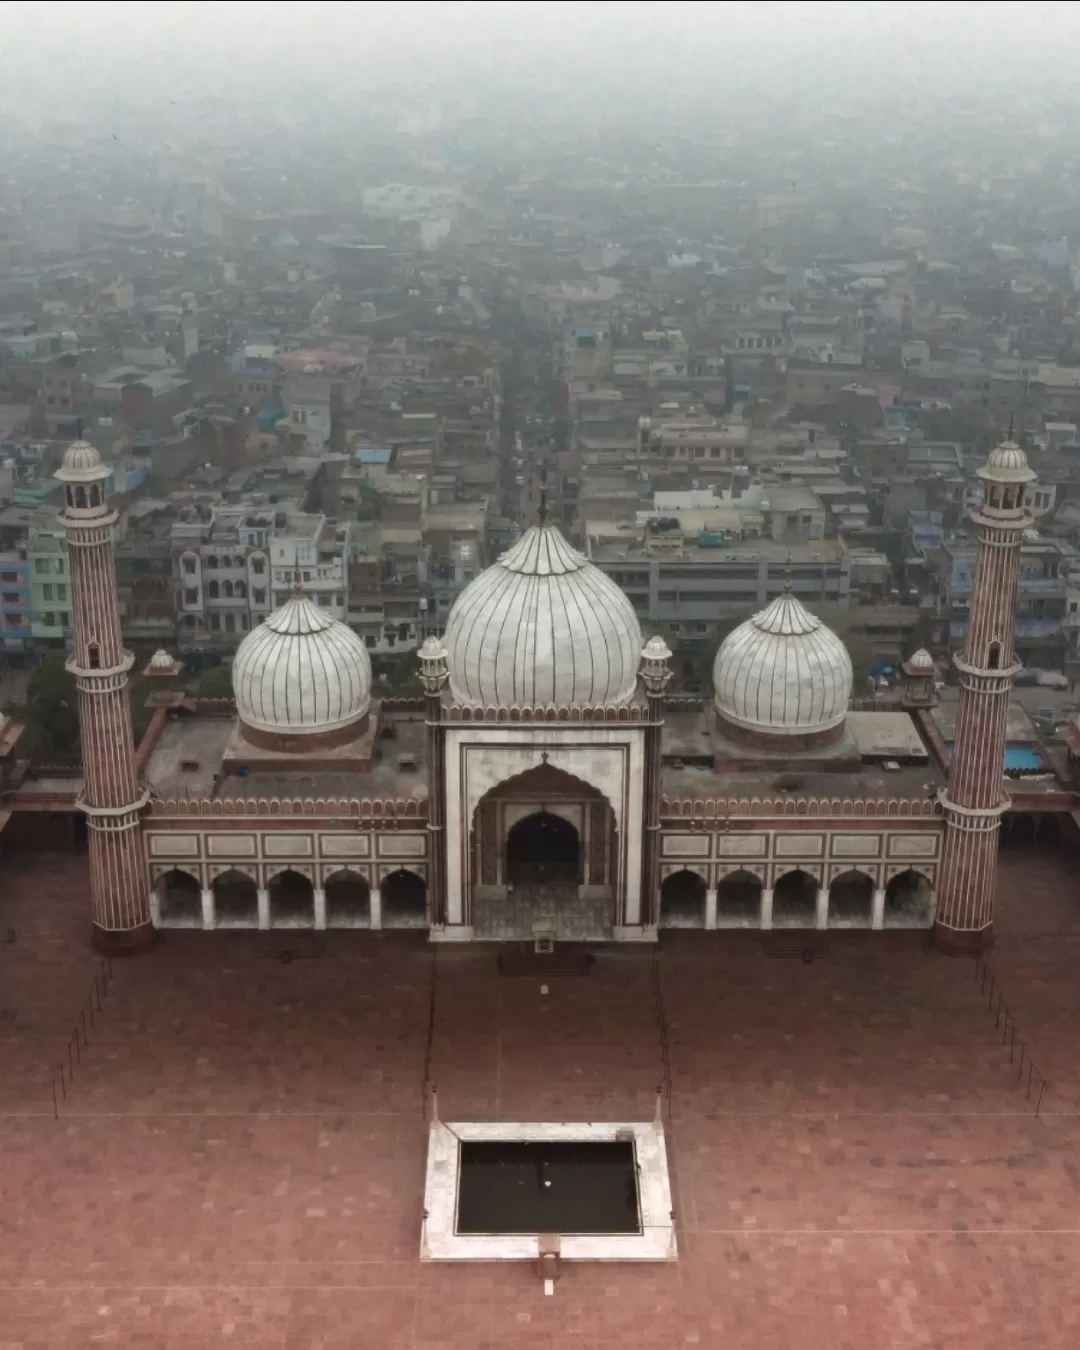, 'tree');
23,651,79,762
197,663,235,698
373,651,424,697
